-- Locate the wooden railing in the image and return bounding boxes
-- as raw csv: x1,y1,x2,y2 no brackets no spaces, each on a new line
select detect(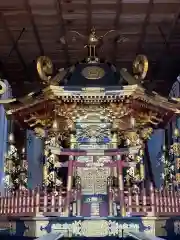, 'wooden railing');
123,185,180,216
0,185,180,217
0,188,67,216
